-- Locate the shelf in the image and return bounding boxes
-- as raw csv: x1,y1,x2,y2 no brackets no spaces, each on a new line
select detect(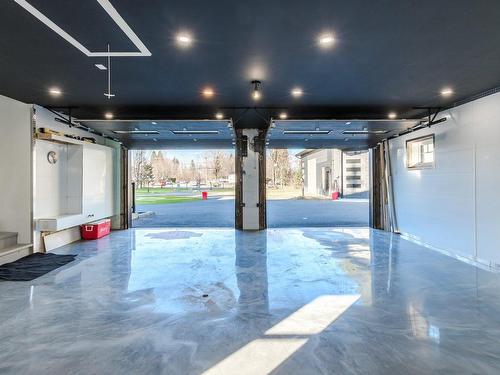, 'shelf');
35,133,86,145
36,214,85,232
